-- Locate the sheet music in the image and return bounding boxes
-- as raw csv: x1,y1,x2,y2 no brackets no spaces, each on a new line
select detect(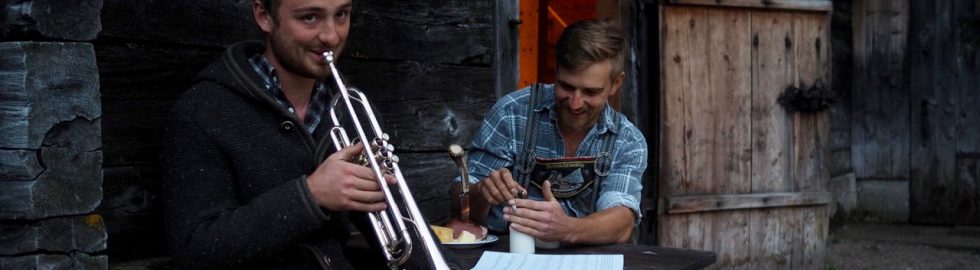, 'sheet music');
471,251,624,270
